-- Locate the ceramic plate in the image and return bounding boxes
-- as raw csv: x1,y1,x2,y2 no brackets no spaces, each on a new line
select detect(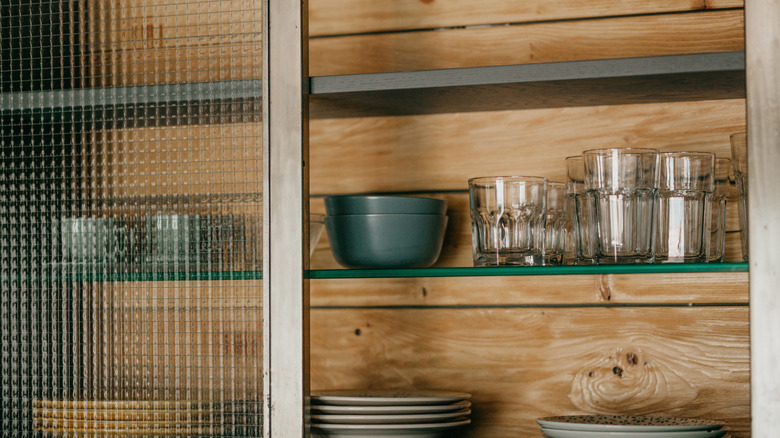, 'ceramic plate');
310,418,470,437
311,408,469,424
311,400,471,415
540,427,728,438
537,415,724,432
310,390,471,406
